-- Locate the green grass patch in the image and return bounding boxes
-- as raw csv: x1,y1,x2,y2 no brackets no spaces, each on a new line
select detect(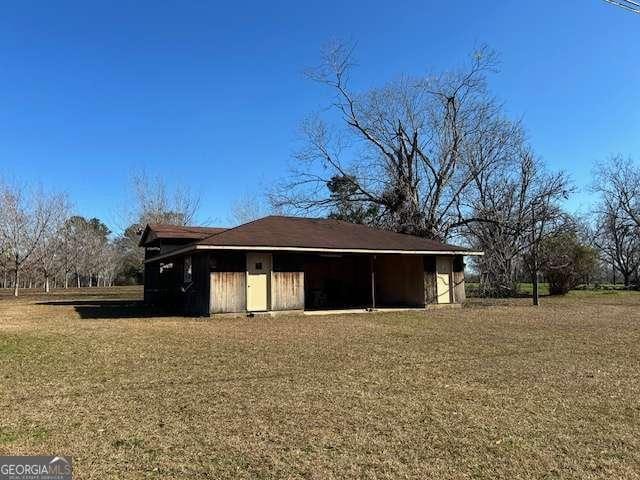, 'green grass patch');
467,282,639,298
29,427,49,441
112,437,145,450
0,341,18,356
0,427,48,444
515,282,550,296
466,282,550,297
0,430,18,444
0,334,68,362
